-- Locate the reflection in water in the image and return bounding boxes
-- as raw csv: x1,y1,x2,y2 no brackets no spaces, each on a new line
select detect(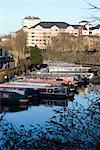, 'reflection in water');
77,86,89,96
77,84,100,96
30,98,74,107
0,90,99,150
0,101,28,113
0,86,99,150
0,84,99,114
89,84,100,93
0,97,74,113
